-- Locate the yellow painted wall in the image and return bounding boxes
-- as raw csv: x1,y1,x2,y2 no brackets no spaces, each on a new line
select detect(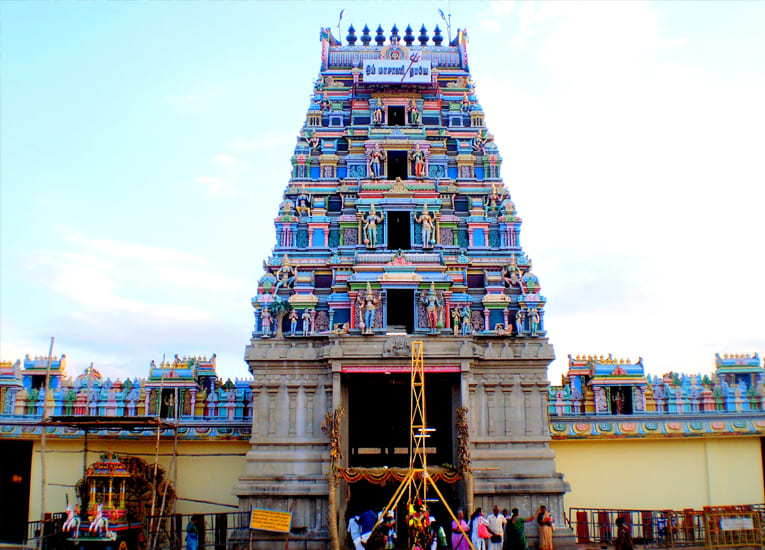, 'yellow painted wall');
23,435,764,522
551,437,765,511
27,438,250,521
